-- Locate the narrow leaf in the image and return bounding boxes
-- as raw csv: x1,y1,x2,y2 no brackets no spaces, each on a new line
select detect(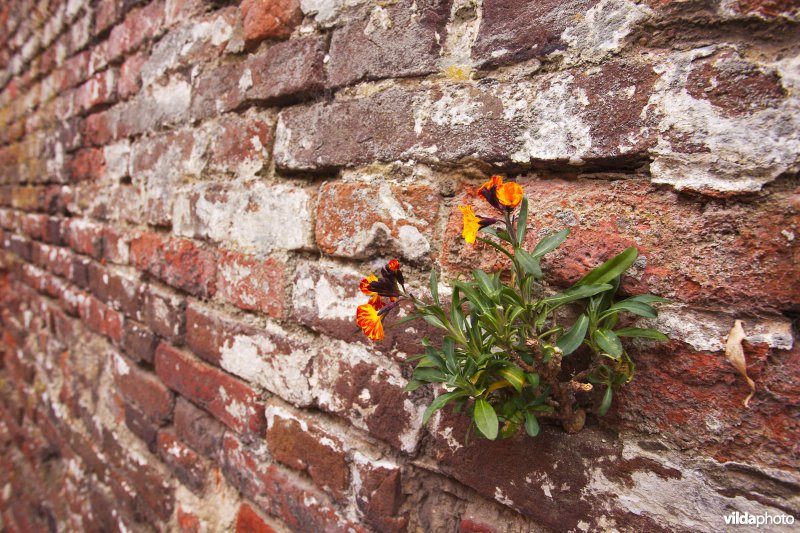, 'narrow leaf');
476,237,513,259
576,247,638,286
473,399,498,440
422,314,448,331
598,386,613,416
404,379,426,392
604,301,657,319
524,412,540,437
531,229,570,259
525,372,540,388
429,269,439,305
593,328,623,358
614,327,668,341
541,284,613,307
422,391,467,425
556,314,589,355
515,248,542,278
498,366,526,393
625,294,669,304
516,197,528,246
